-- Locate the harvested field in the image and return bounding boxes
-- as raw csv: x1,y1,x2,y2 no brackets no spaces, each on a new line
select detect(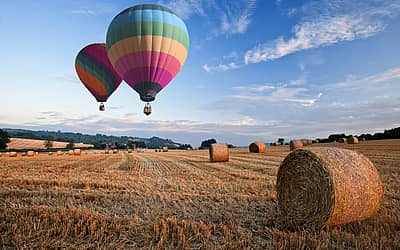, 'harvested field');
6,138,93,150
1,140,399,249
